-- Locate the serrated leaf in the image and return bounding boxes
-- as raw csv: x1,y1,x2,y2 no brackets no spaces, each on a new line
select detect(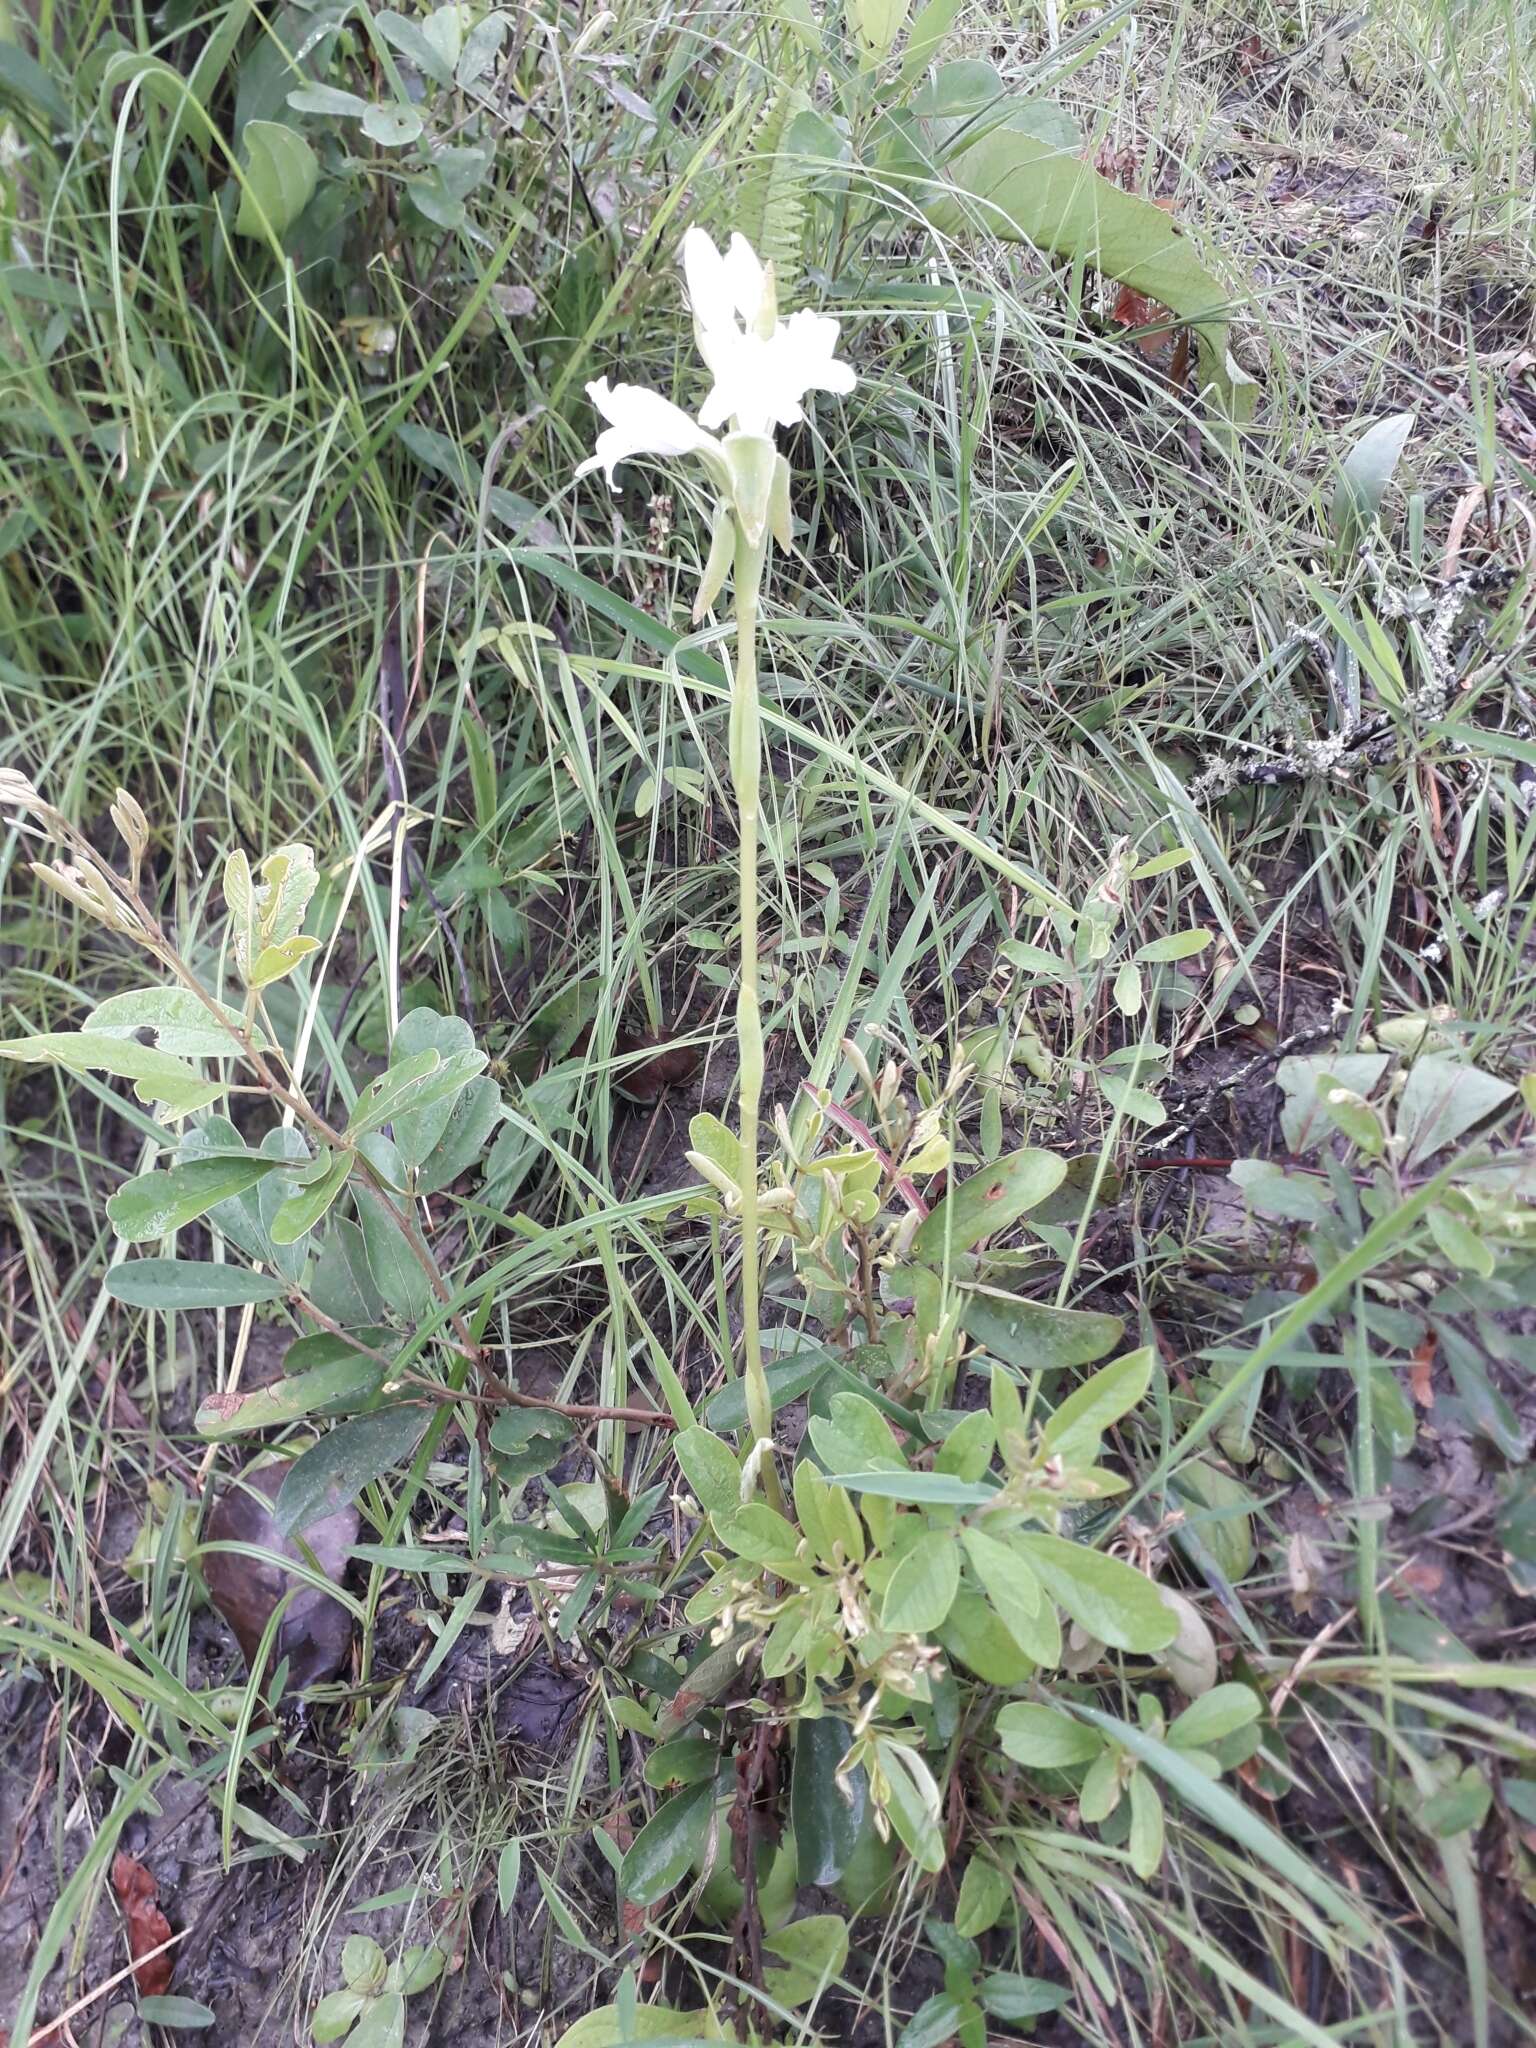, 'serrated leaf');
234,121,319,239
